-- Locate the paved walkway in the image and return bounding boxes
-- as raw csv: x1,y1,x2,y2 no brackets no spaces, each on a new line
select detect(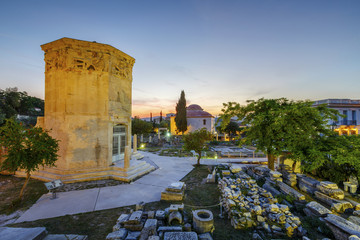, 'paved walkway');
15,152,195,223
15,152,267,223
